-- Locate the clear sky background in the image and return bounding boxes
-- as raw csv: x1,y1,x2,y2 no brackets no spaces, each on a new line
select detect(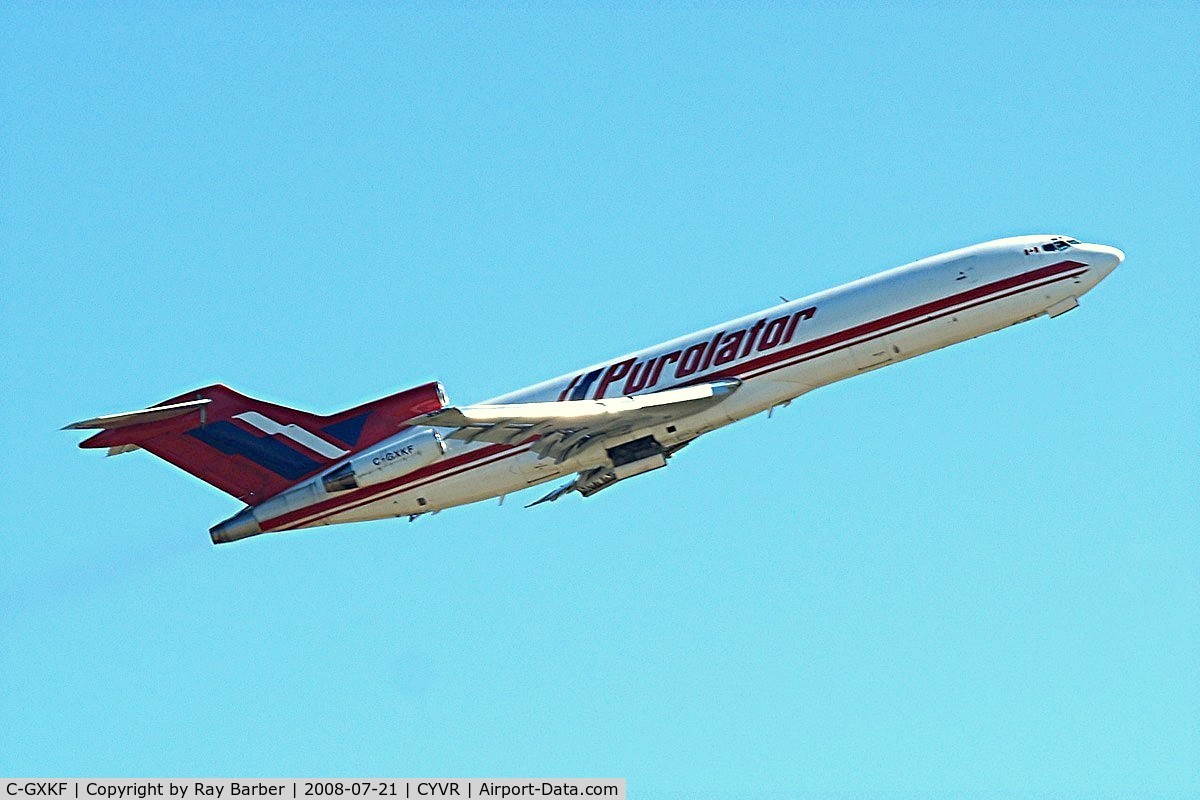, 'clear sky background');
2,3,1197,796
